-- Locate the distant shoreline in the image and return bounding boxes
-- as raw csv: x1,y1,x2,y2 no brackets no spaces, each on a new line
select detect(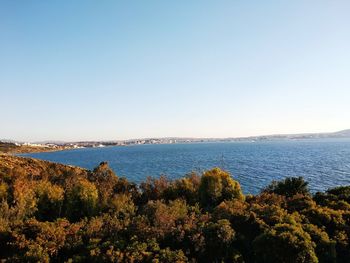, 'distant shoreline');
1,129,350,155
11,137,350,157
